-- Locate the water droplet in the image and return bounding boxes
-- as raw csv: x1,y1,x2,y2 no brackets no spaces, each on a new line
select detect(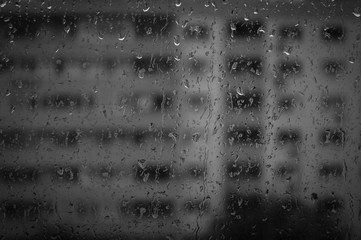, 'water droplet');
192,133,201,142
282,50,290,56
10,104,15,114
5,89,11,96
138,159,146,169
230,23,236,31
138,69,146,79
168,132,178,142
175,0,182,7
57,168,64,176
174,53,182,61
0,0,7,7
349,57,355,64
146,27,152,35
143,6,150,12
92,86,98,93
182,20,189,28
64,26,71,34
269,29,276,38
118,33,126,41
231,62,238,71
236,87,244,96
353,7,361,18
174,35,180,46
17,81,23,89
136,54,142,59
253,9,259,14
204,1,210,7
257,27,265,34
183,79,190,88
98,31,104,40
